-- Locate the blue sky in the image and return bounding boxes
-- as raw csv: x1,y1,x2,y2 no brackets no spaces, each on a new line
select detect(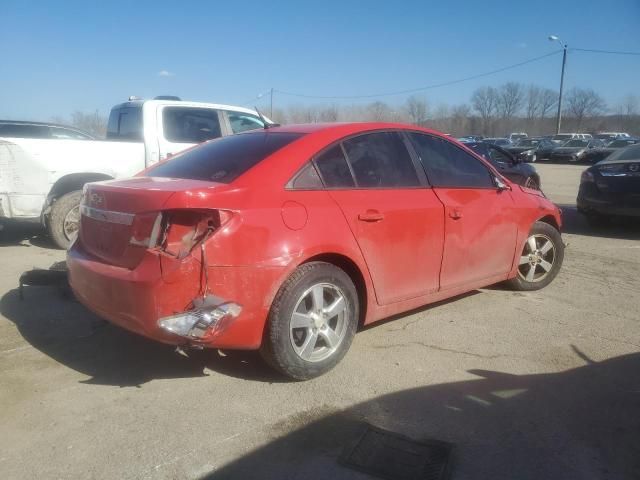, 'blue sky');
1,0,639,120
